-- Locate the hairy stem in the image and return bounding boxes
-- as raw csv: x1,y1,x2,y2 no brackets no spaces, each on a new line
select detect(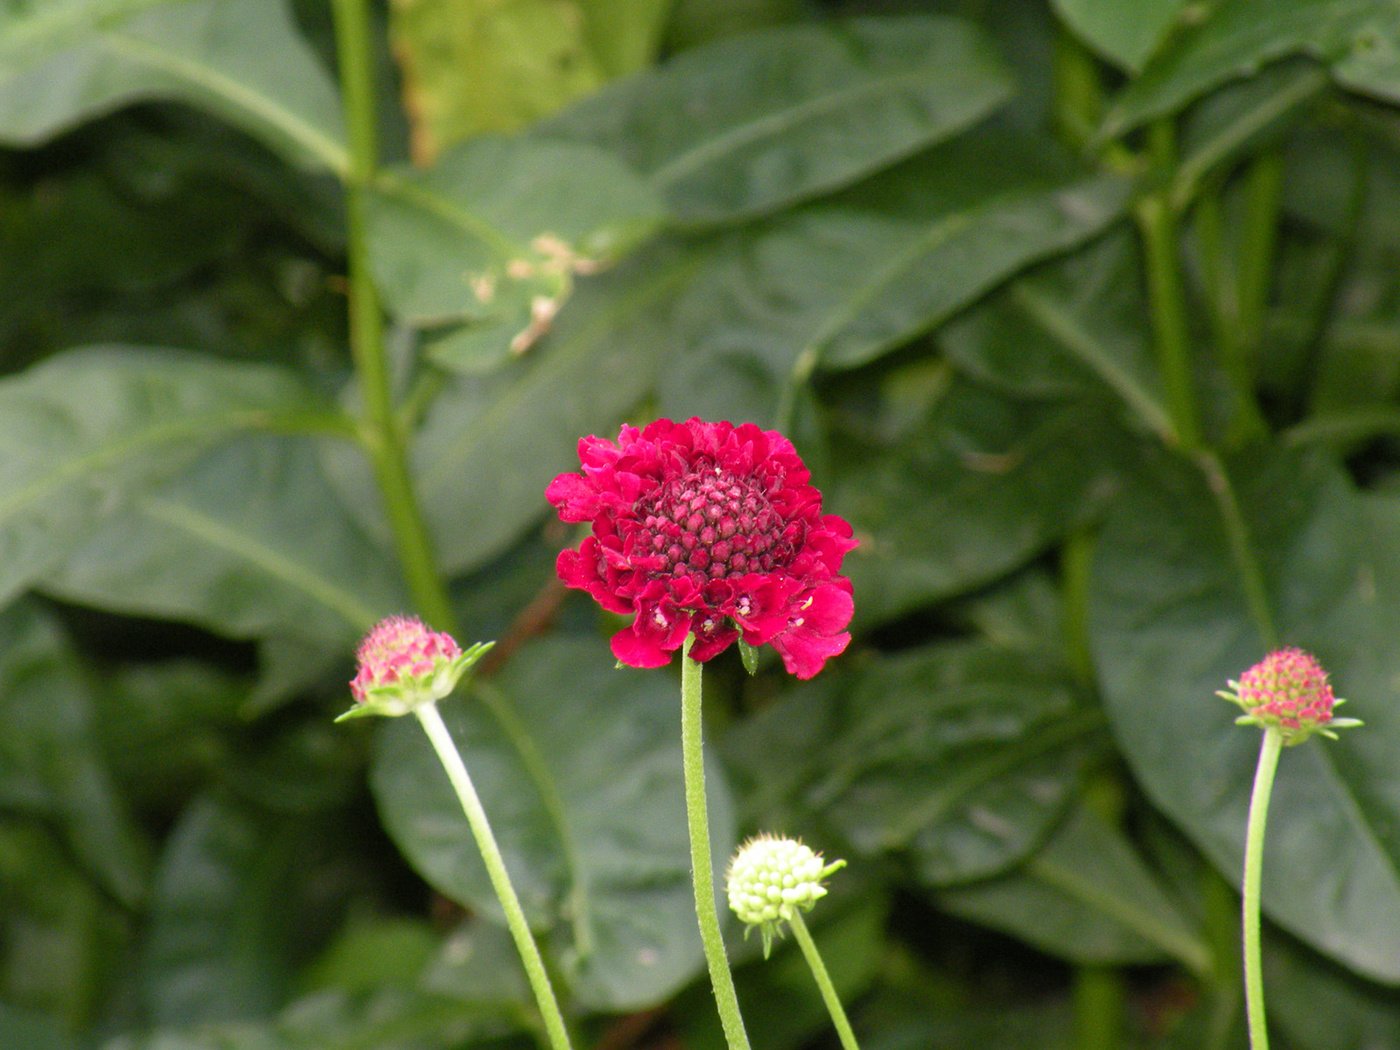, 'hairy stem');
415,703,574,1050
789,910,860,1050
681,637,752,1050
331,0,455,633
1242,727,1284,1050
